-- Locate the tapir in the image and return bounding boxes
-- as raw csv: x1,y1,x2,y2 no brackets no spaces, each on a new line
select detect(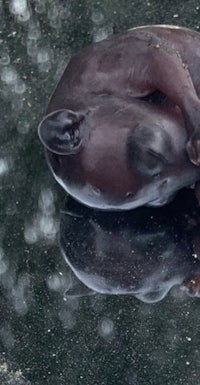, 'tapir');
38,25,200,210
